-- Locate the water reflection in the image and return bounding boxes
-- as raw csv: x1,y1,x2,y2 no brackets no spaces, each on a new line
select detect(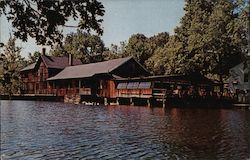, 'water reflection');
1,100,250,159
